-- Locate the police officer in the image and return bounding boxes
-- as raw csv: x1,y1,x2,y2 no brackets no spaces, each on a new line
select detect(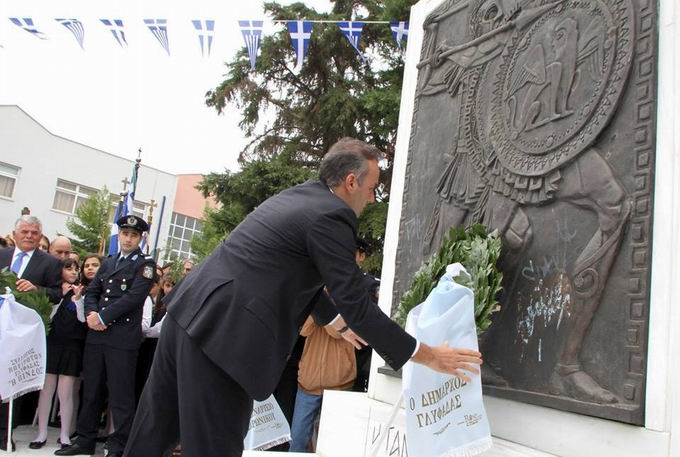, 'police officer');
57,215,155,457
